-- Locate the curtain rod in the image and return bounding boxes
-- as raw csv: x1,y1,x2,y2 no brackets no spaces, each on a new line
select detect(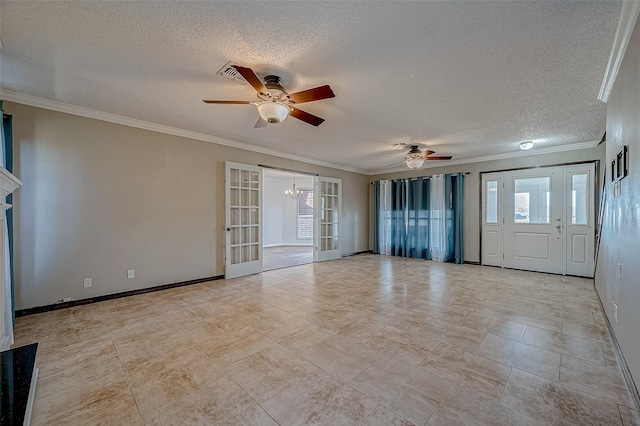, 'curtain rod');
370,172,470,183
258,164,319,176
